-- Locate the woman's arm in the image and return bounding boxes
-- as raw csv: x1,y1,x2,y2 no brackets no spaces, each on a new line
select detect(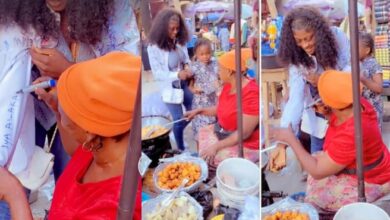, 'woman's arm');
147,45,189,81
214,114,259,151
271,126,346,179
361,73,383,94
280,65,306,134
184,106,217,120
0,168,32,220
200,114,259,161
